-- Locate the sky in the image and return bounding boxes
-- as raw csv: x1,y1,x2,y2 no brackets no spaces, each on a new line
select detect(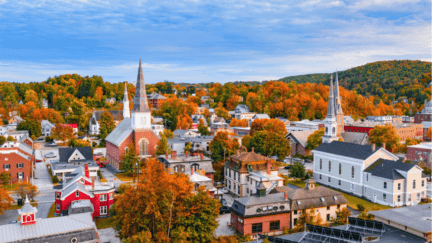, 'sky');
0,0,430,84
